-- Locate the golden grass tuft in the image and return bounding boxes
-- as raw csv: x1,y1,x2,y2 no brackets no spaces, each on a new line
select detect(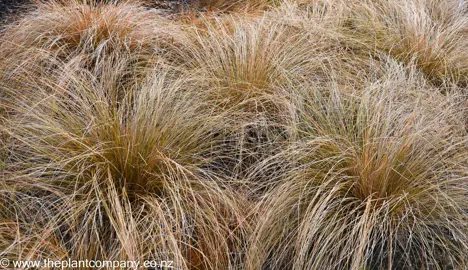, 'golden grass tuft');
246,64,468,269
0,0,185,85
345,0,468,85
0,66,251,269
0,0,466,269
